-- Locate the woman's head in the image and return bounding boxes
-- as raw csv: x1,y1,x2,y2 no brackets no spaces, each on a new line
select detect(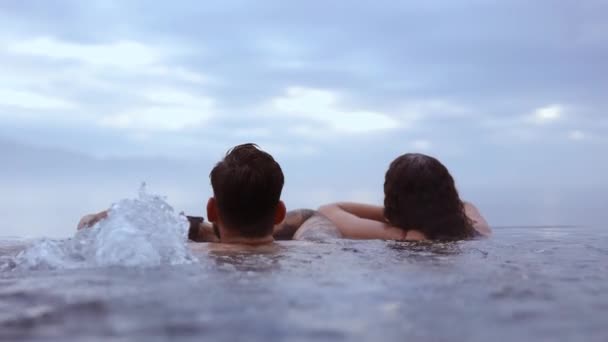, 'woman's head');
383,153,474,240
